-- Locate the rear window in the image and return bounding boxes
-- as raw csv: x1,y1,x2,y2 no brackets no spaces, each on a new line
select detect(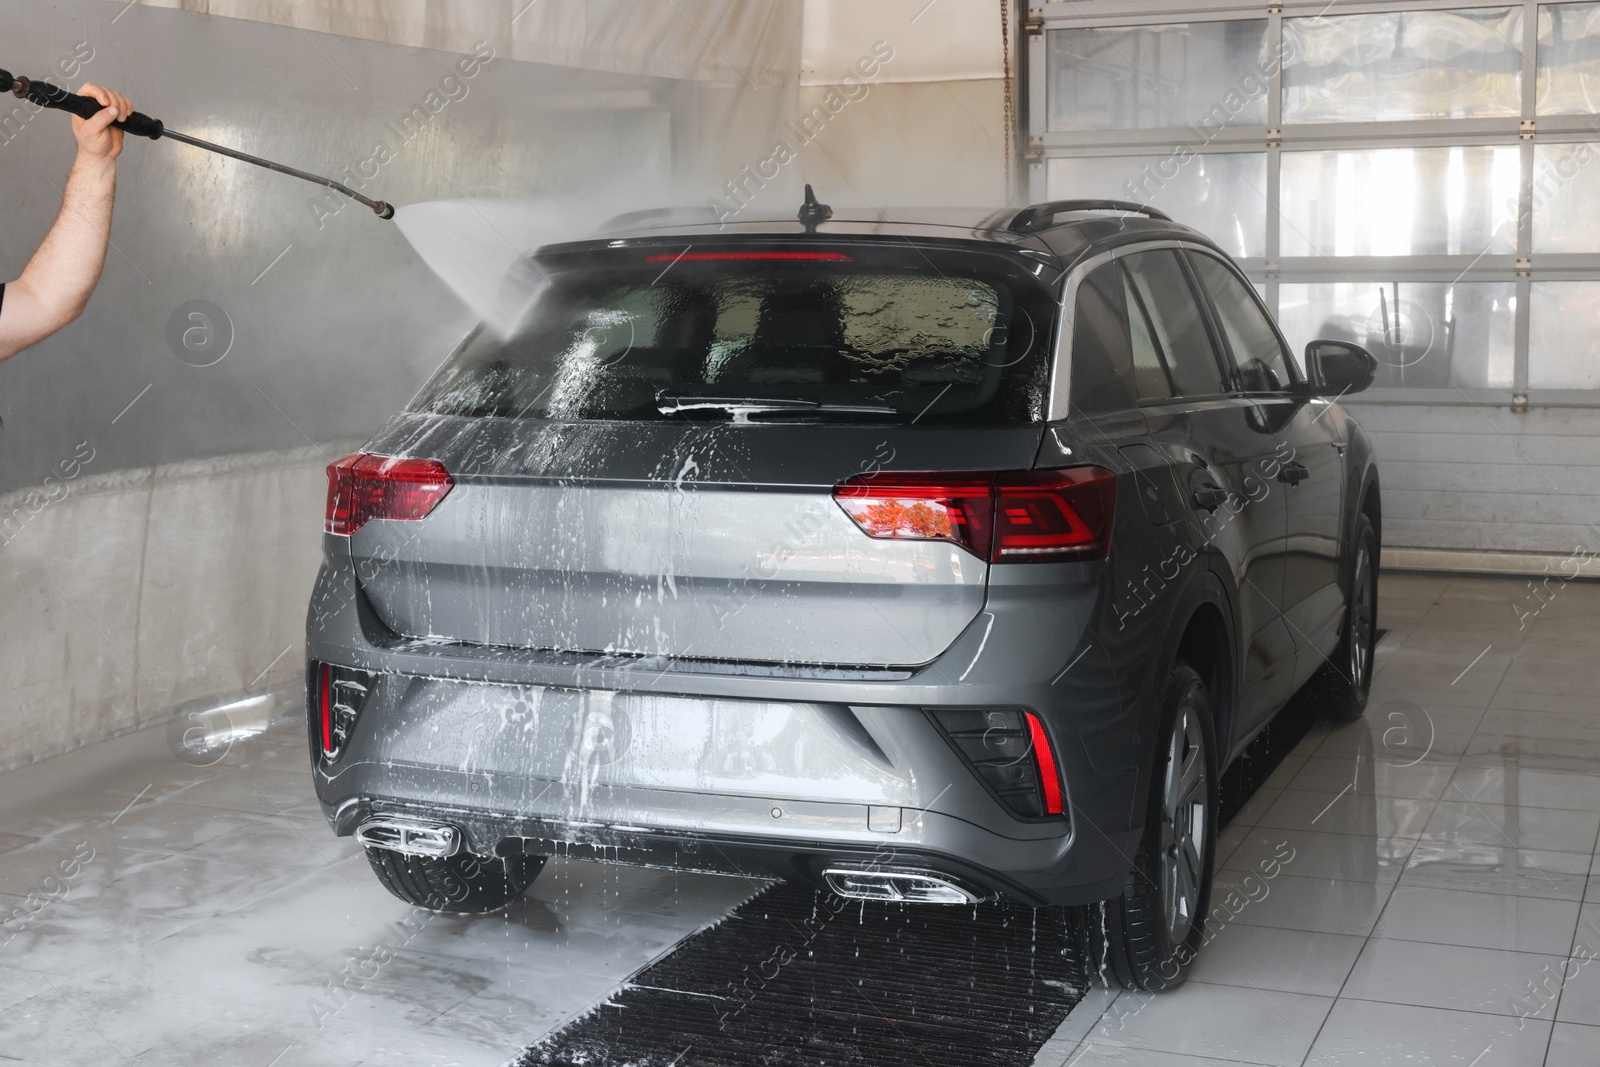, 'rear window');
411,245,1057,425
